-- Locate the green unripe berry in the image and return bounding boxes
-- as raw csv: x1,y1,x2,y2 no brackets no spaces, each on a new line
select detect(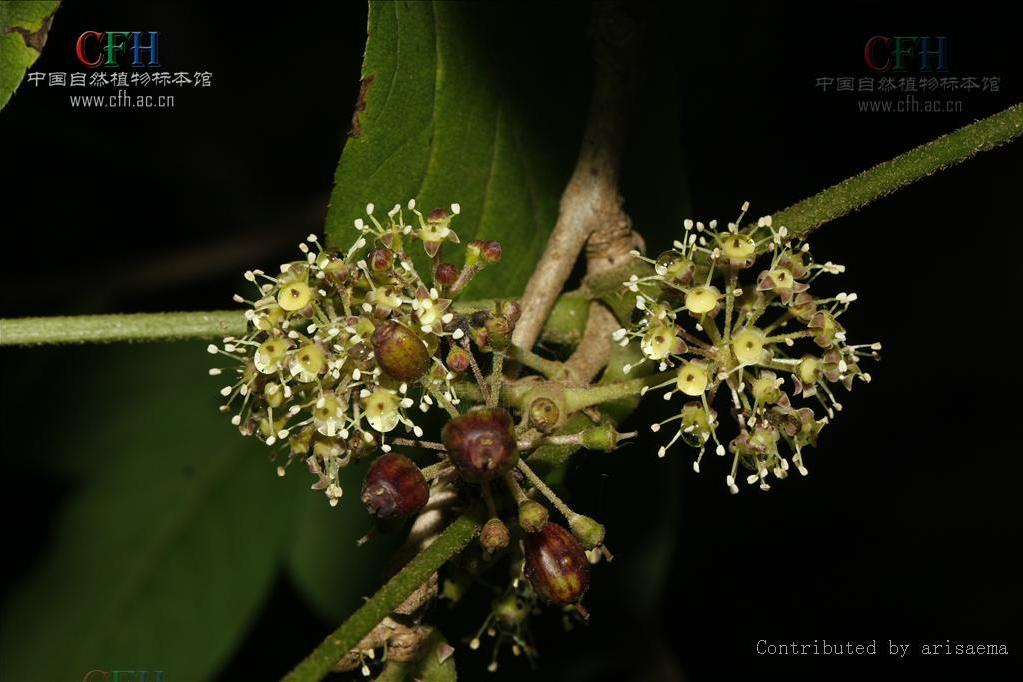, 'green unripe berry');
569,514,606,549
580,423,620,452
518,499,549,533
